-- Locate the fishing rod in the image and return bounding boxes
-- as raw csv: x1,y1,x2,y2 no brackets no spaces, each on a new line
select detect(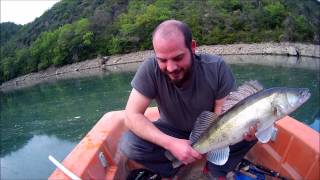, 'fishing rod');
49,155,82,180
